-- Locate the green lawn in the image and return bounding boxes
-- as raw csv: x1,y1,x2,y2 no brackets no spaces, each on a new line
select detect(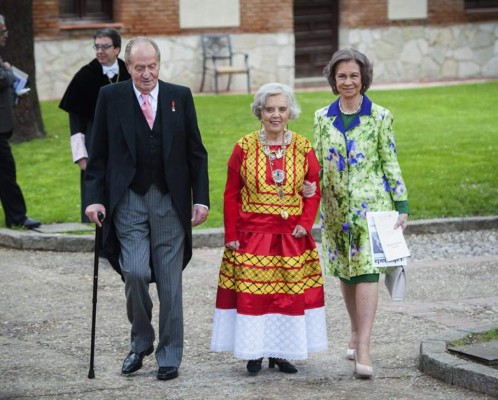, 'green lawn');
2,82,497,228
